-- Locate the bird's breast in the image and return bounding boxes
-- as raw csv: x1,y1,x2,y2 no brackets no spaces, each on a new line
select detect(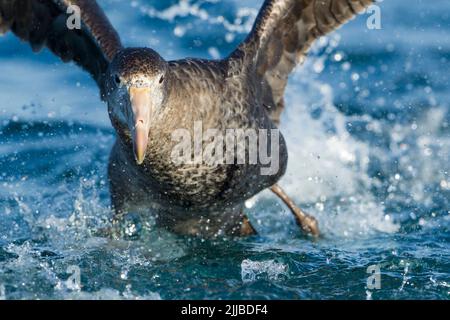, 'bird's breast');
111,125,288,210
